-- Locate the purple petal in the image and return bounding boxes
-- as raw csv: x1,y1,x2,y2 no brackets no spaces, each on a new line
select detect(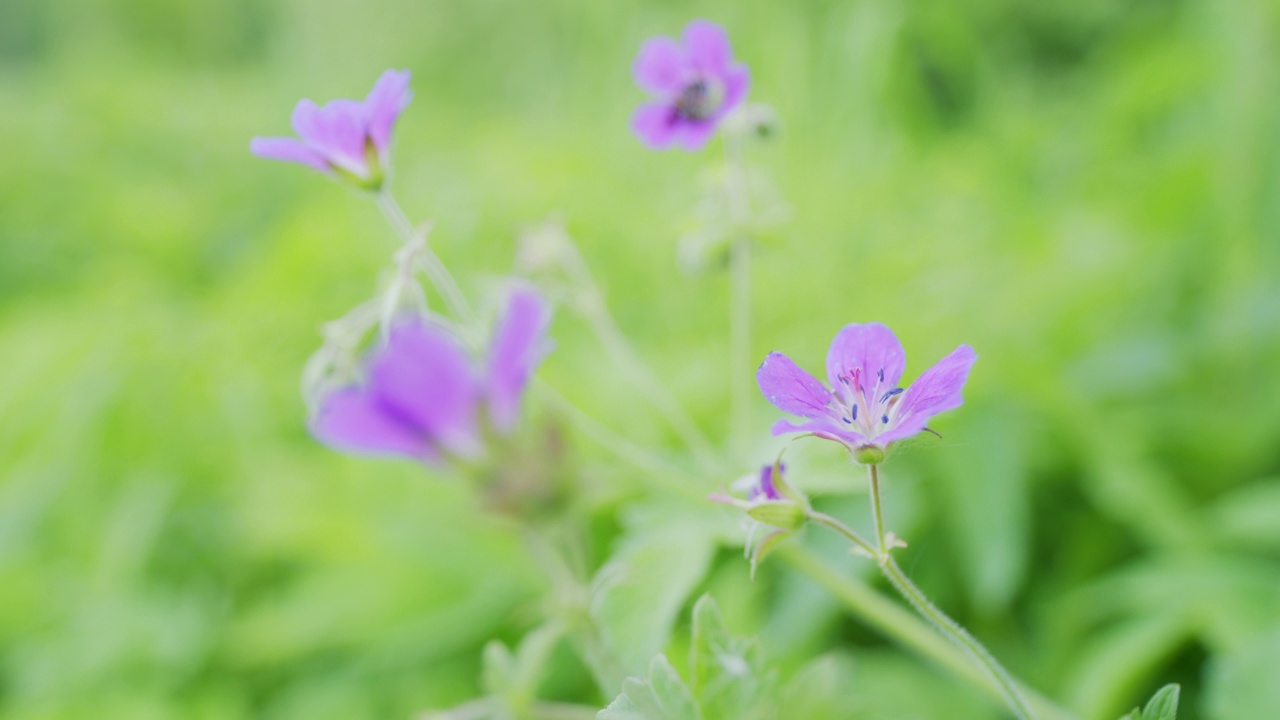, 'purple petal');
633,36,688,95
291,99,370,176
676,119,719,151
757,352,834,420
877,344,977,445
632,102,680,149
249,136,330,172
485,285,553,434
752,464,783,501
364,69,412,154
825,323,908,391
369,320,481,458
310,387,440,464
716,63,751,118
682,19,733,75
771,418,866,447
